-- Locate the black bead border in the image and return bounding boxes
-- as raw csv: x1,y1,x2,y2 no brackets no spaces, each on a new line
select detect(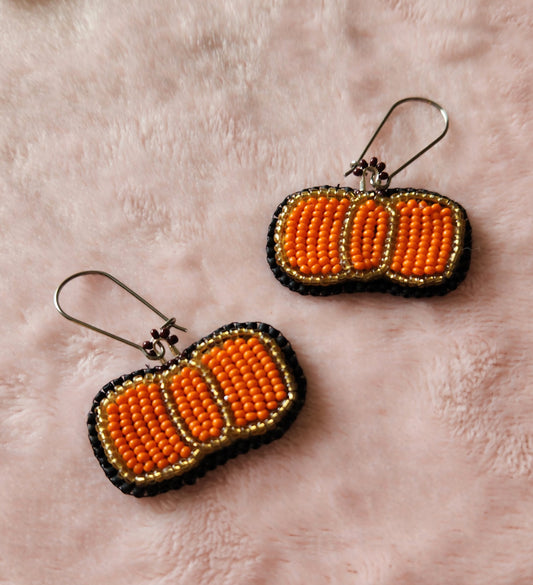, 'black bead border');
266,186,472,297
87,322,306,497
